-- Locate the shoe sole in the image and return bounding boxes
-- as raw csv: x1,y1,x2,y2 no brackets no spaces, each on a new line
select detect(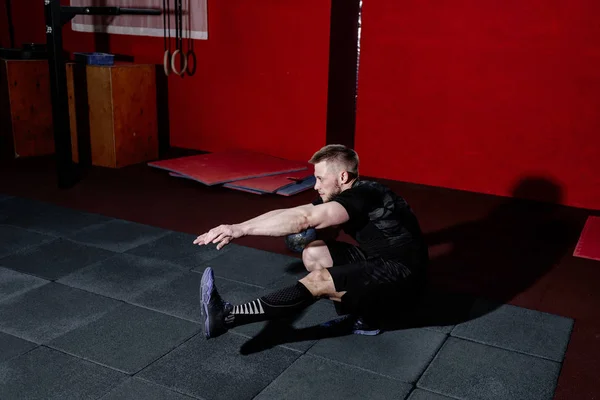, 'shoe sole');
200,268,214,338
353,328,381,336
320,316,381,336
